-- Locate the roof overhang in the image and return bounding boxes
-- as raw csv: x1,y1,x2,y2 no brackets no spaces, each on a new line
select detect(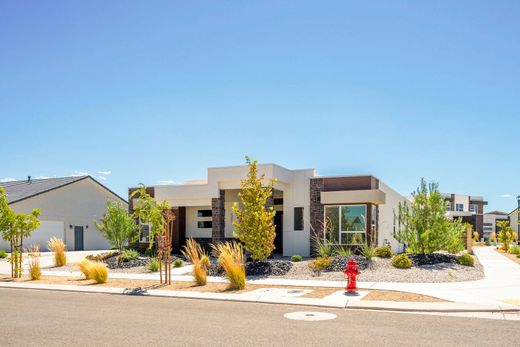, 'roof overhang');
320,189,386,205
